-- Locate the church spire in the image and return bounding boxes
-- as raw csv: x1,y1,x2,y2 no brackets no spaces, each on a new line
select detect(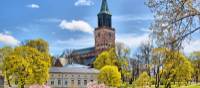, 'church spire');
99,0,111,15
98,0,112,28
